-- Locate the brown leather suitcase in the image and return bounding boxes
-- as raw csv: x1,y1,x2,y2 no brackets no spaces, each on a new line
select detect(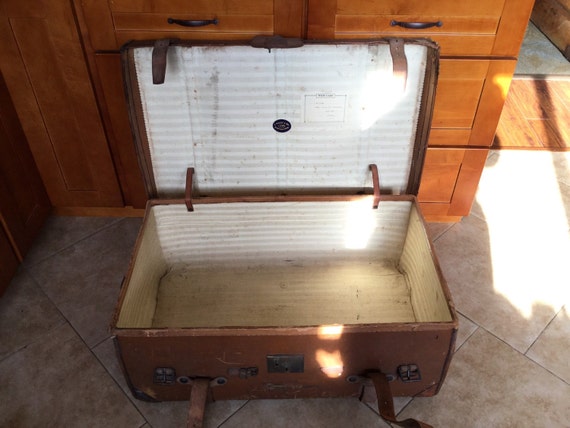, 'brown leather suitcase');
113,36,458,427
